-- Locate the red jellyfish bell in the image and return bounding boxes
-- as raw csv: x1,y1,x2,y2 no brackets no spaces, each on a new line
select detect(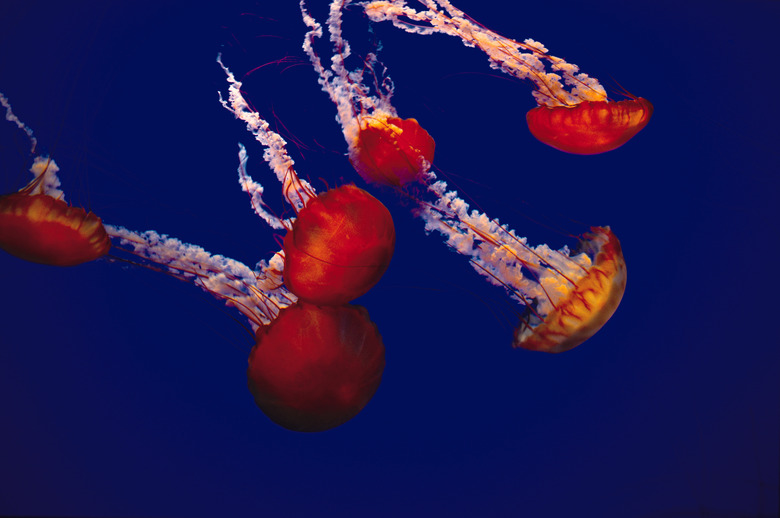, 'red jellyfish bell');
349,115,435,187
526,98,654,155
283,184,395,305
247,302,386,432
0,157,110,266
